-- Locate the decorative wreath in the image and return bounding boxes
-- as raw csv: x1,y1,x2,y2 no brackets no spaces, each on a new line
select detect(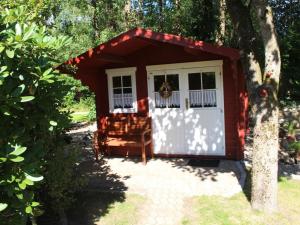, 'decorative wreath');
159,81,173,98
